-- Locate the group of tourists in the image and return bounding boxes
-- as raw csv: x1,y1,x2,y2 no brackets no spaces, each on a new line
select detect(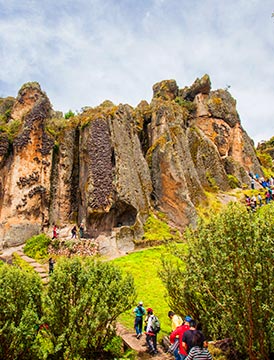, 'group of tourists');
133,302,212,359
51,223,85,240
168,312,212,360
246,172,274,211
133,302,160,355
